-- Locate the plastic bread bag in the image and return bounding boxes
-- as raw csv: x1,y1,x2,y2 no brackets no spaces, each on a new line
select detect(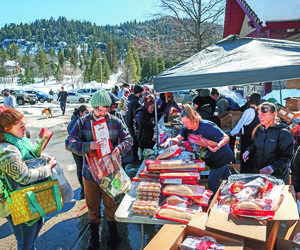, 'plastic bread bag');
99,155,131,199
180,236,224,250
162,184,209,200
156,145,181,160
188,134,218,148
156,204,195,224
145,159,205,172
160,172,200,185
51,163,74,202
163,195,191,208
34,128,53,157
228,174,284,186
